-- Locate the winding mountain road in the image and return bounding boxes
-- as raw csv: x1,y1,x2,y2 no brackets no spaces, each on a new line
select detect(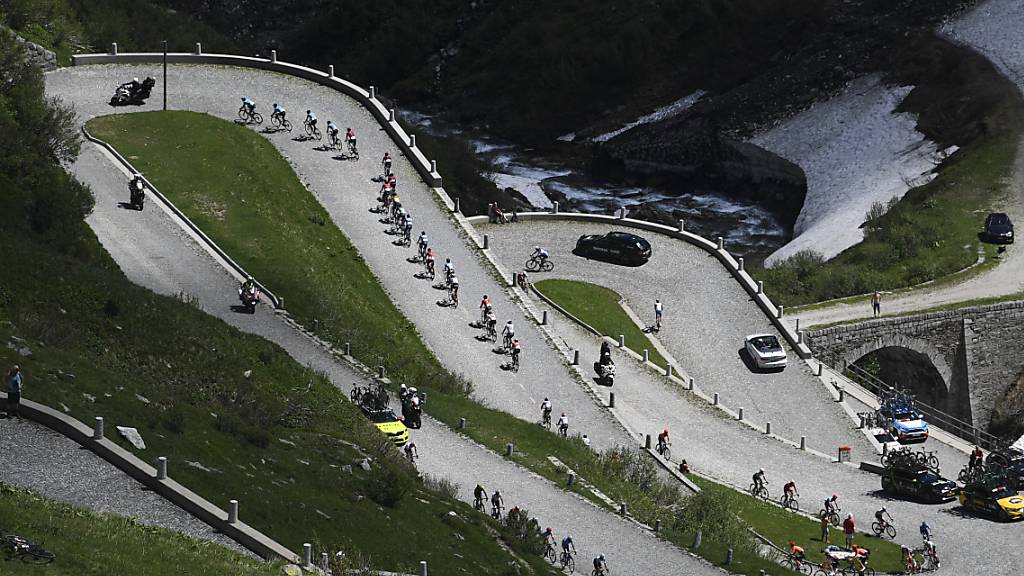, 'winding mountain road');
43,62,1023,575
45,65,721,576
